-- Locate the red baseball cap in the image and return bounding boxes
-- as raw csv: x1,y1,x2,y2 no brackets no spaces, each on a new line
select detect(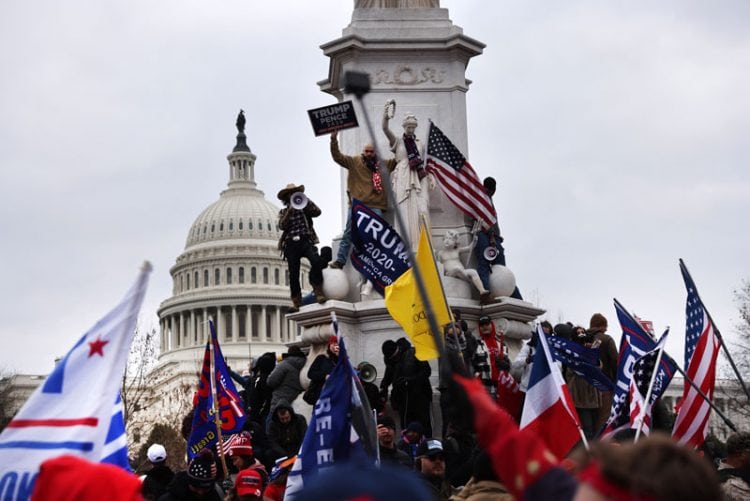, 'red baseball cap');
236,468,263,497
